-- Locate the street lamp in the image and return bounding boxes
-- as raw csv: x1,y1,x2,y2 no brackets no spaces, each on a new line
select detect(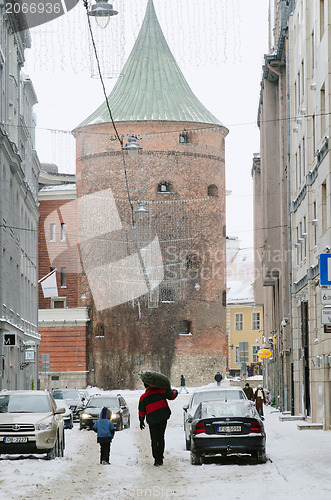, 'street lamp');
88,0,118,29
123,136,142,158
